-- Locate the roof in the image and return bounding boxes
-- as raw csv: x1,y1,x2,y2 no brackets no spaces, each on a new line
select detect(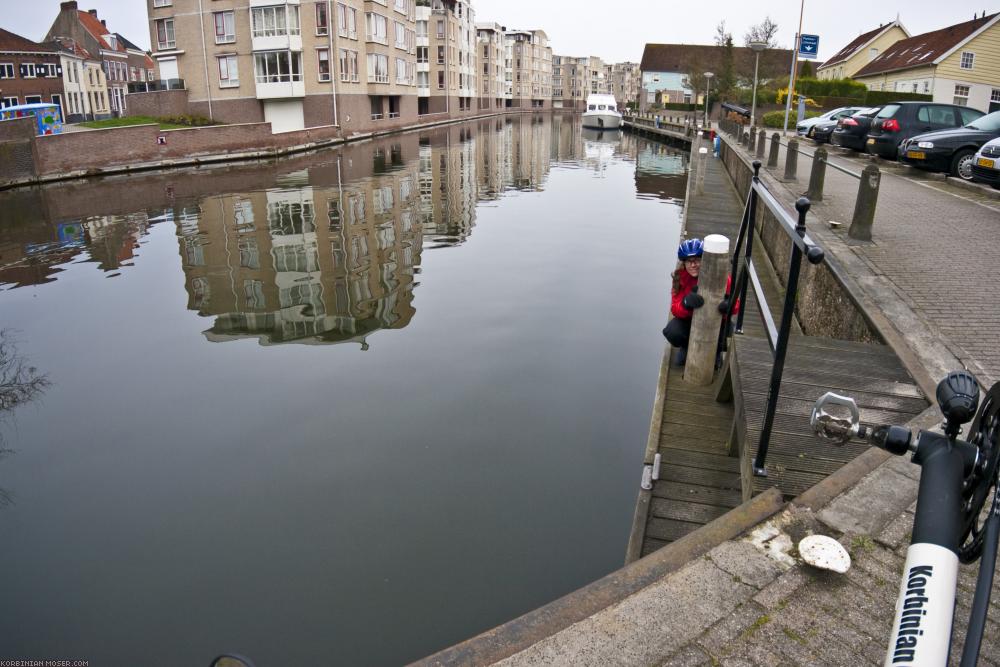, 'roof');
640,43,795,80
0,28,59,54
853,13,999,78
114,33,142,52
819,22,908,69
76,9,123,53
51,36,96,60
